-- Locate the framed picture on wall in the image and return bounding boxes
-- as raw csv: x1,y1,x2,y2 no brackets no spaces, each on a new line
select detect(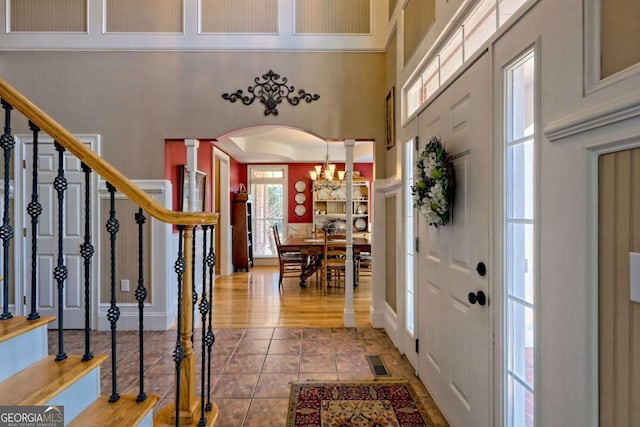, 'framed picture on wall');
386,87,396,150
179,165,207,211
